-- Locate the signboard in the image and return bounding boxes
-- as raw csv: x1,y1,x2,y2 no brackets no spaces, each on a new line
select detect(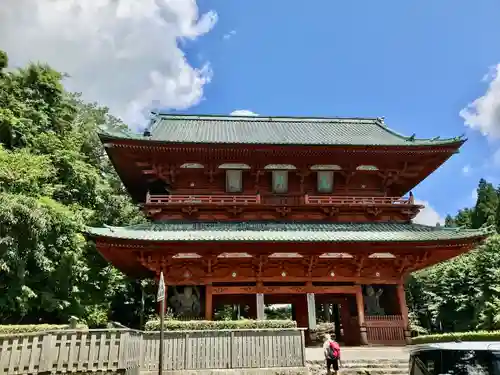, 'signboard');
157,272,165,302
